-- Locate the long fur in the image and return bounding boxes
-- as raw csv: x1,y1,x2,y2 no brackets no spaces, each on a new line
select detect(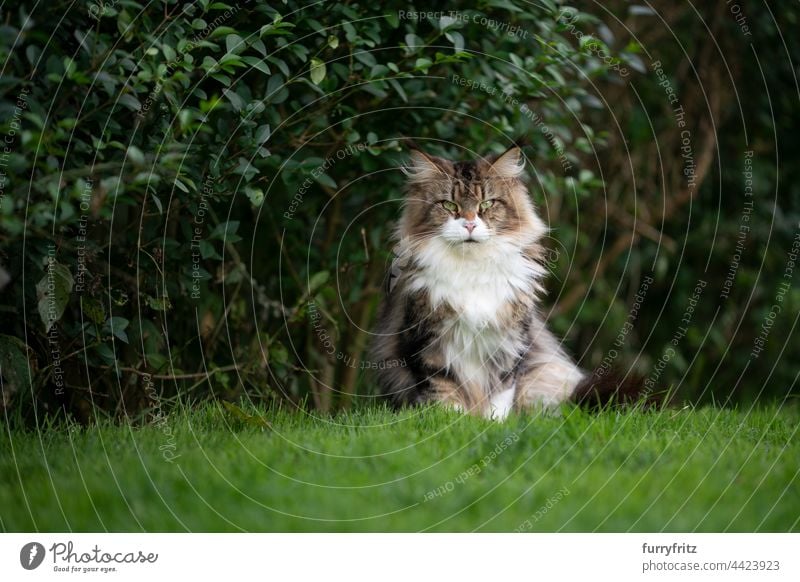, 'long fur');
372,145,663,418
571,369,666,411
372,145,595,419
